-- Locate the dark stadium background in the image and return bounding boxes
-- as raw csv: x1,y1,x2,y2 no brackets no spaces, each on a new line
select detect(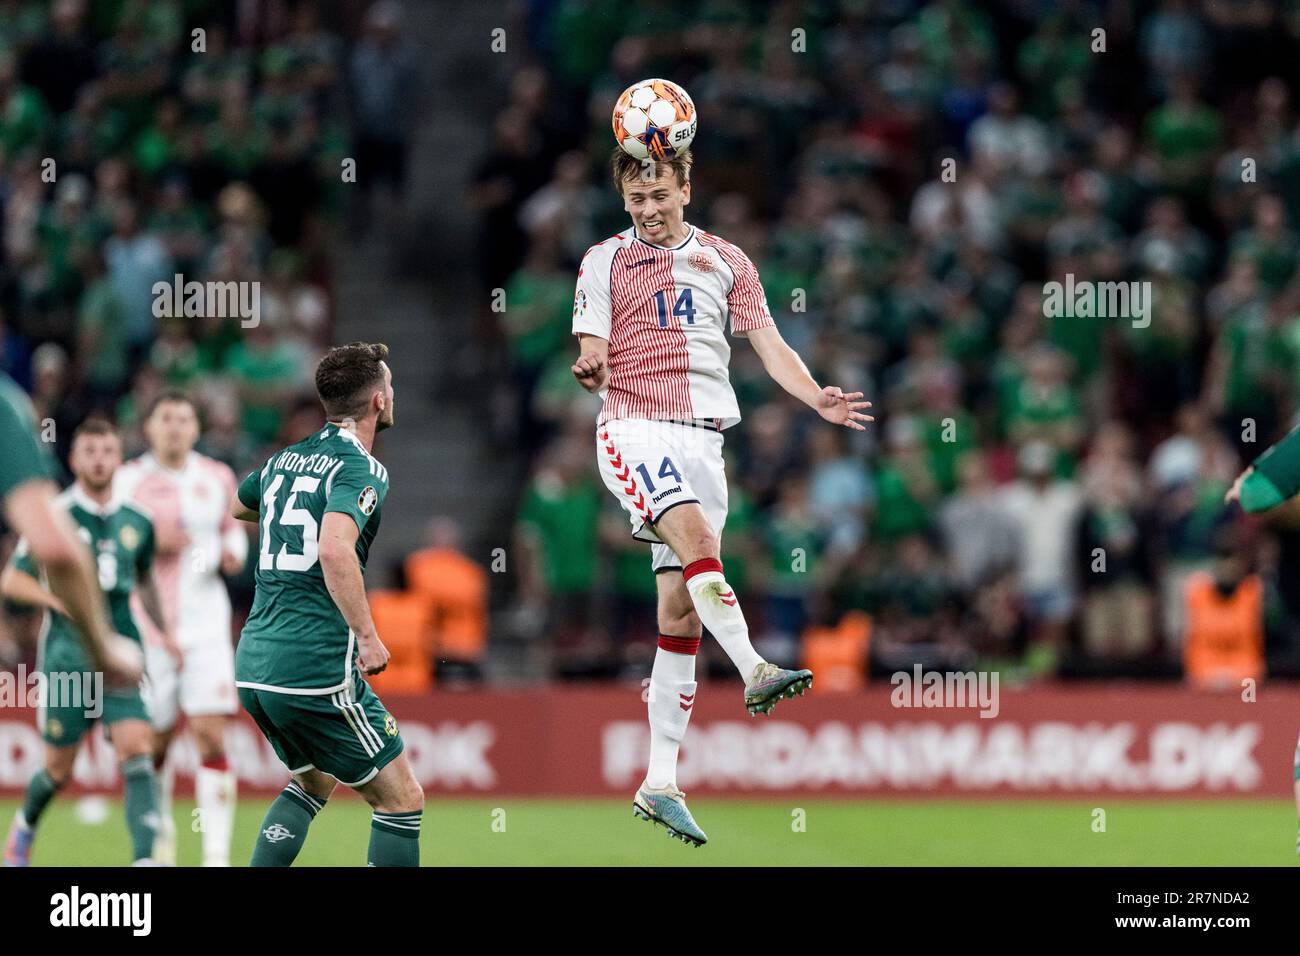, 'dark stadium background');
2,0,1300,865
